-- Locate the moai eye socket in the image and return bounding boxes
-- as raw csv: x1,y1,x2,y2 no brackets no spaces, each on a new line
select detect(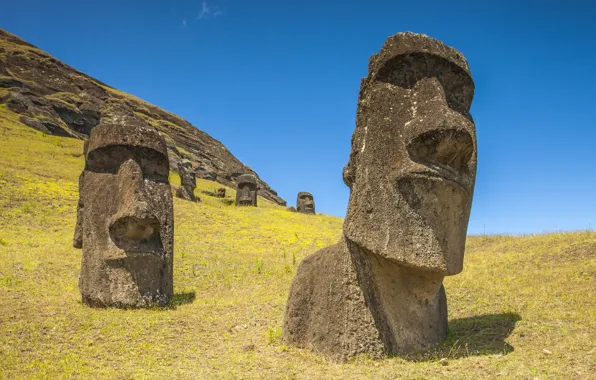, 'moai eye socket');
86,146,128,173
86,146,169,183
139,149,169,183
